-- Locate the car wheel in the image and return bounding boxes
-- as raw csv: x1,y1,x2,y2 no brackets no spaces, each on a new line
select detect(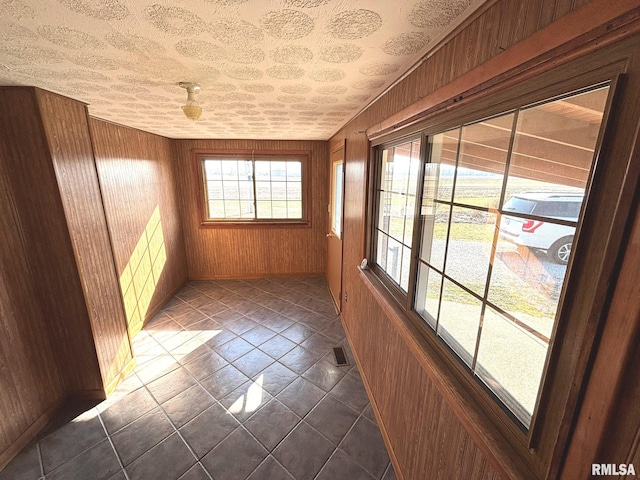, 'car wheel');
548,236,573,265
